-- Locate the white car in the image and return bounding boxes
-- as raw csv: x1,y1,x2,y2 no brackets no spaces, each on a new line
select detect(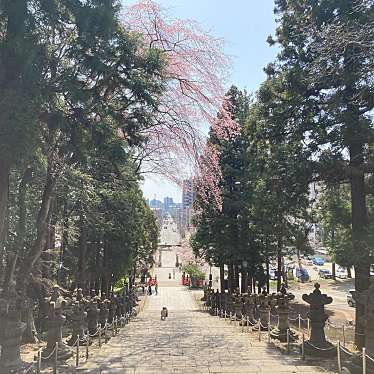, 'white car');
336,267,348,279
